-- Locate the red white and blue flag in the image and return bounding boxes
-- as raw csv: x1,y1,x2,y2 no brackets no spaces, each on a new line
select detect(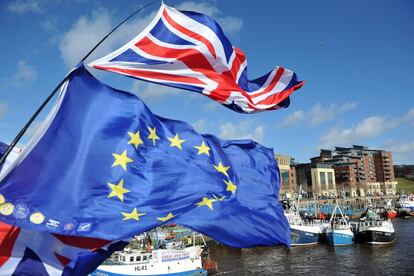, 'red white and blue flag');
90,3,304,113
0,222,128,275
